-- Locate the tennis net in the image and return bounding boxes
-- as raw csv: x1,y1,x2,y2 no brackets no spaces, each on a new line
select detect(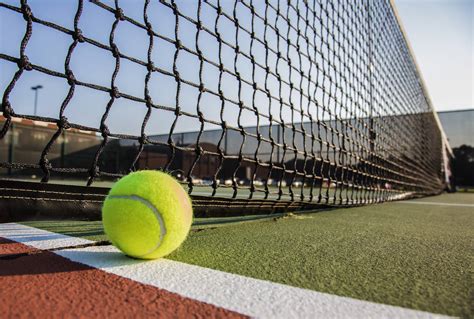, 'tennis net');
0,0,452,217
